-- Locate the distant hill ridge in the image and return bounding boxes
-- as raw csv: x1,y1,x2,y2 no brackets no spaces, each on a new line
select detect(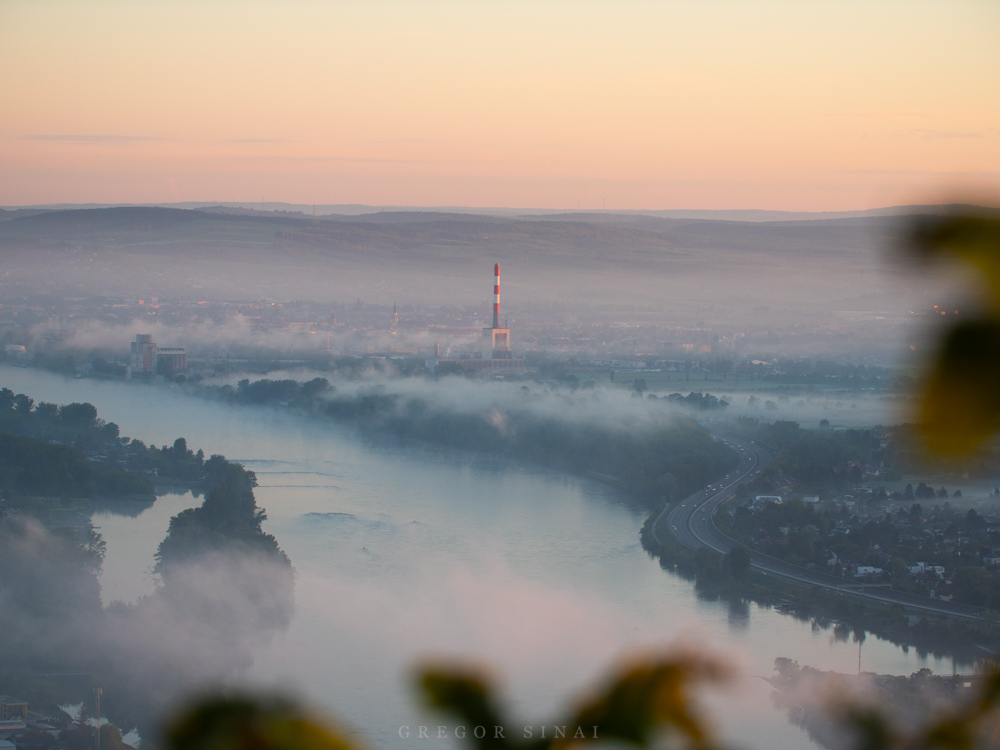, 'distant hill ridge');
0,201,993,305
0,202,973,267
2,201,995,224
